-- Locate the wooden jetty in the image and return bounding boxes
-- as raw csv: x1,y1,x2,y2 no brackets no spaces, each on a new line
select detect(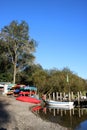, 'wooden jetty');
42,91,87,108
